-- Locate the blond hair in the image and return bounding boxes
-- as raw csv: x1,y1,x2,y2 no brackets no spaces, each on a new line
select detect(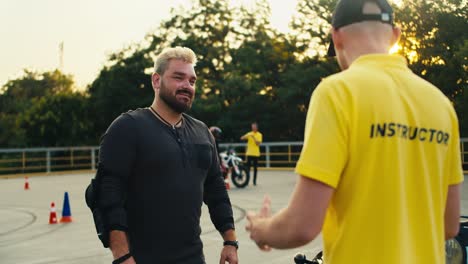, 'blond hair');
153,46,197,74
